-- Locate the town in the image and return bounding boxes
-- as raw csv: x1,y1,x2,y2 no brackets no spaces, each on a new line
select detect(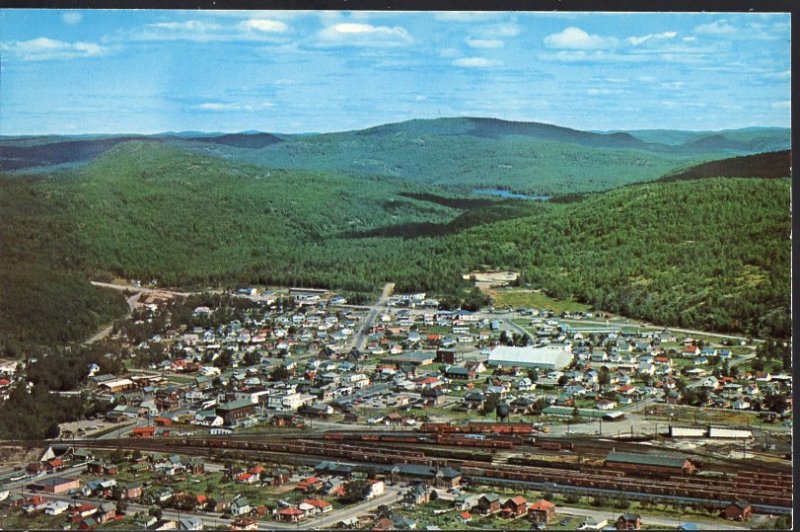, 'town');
0,280,792,530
